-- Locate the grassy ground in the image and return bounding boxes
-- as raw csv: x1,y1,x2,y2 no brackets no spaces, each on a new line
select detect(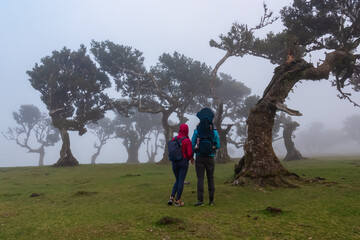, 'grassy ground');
1,157,360,239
